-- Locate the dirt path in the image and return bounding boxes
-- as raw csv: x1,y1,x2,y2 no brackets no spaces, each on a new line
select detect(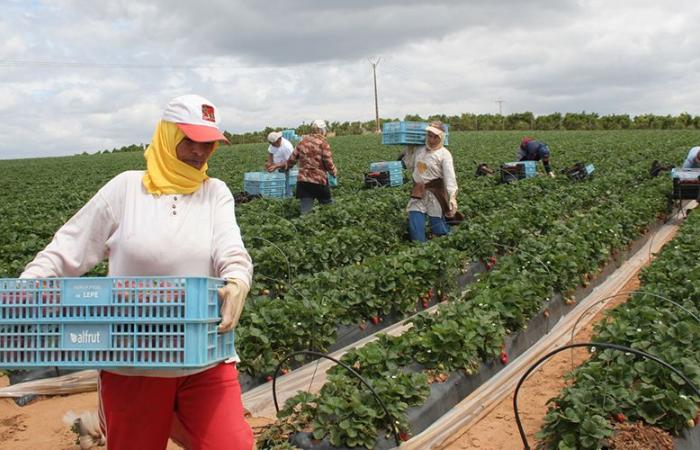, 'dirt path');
439,271,643,450
0,378,273,449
